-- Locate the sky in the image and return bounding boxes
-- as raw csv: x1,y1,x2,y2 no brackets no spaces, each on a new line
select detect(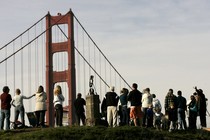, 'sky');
0,0,210,126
